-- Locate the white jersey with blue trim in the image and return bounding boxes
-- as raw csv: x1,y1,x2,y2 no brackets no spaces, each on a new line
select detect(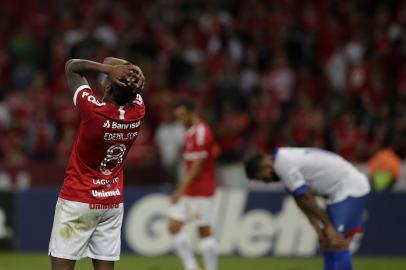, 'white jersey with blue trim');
273,147,370,204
